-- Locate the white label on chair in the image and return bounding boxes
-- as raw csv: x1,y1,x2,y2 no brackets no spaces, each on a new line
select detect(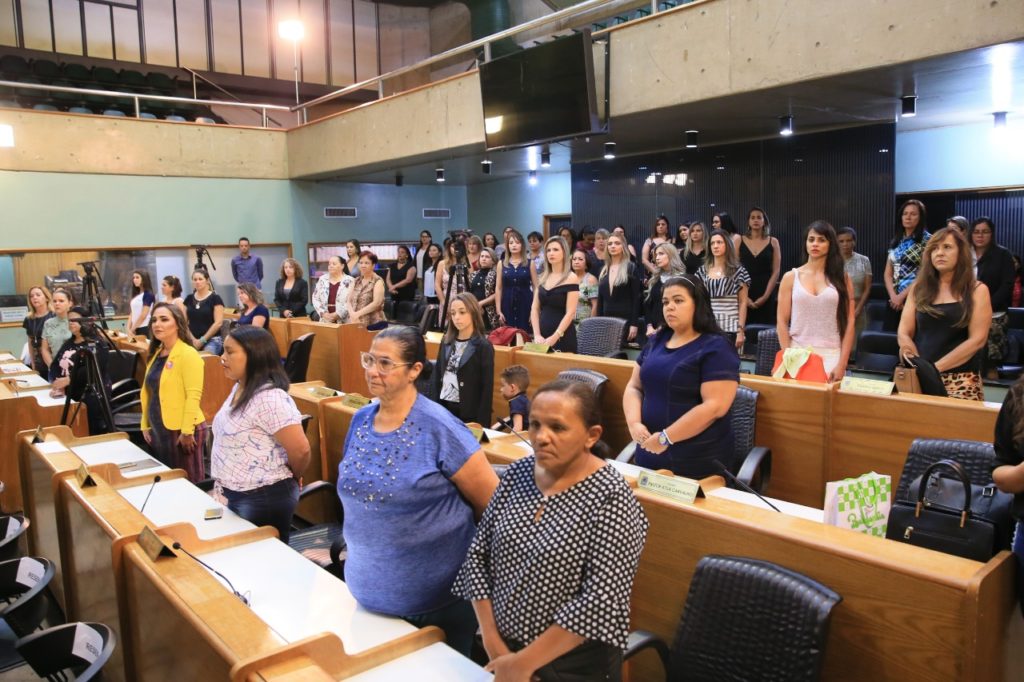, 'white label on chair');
15,558,43,588
72,623,103,663
5,517,22,540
